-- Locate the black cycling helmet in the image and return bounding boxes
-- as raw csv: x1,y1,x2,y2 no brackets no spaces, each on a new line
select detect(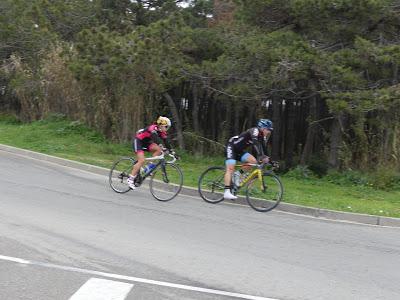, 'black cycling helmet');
257,119,273,130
